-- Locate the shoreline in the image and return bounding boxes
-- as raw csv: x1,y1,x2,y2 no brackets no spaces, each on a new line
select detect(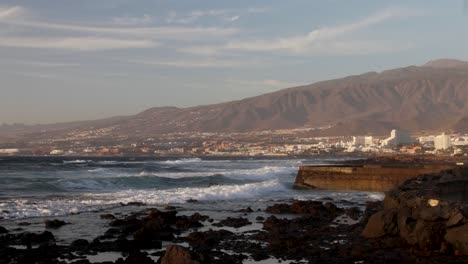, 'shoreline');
1,155,468,263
